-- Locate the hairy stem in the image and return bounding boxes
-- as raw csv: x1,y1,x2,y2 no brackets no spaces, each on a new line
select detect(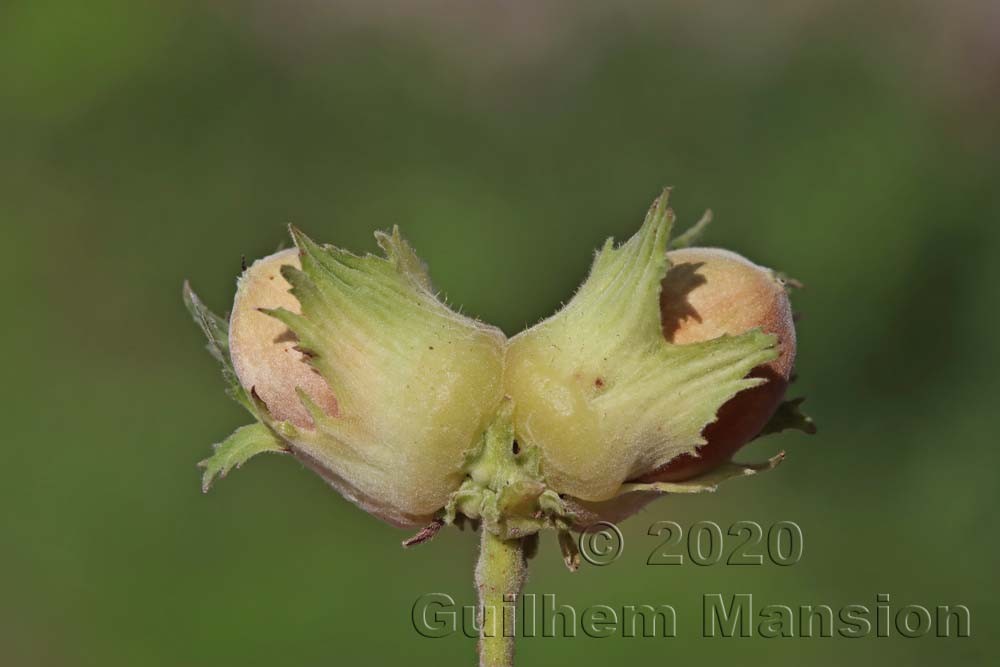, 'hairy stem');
475,529,527,667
